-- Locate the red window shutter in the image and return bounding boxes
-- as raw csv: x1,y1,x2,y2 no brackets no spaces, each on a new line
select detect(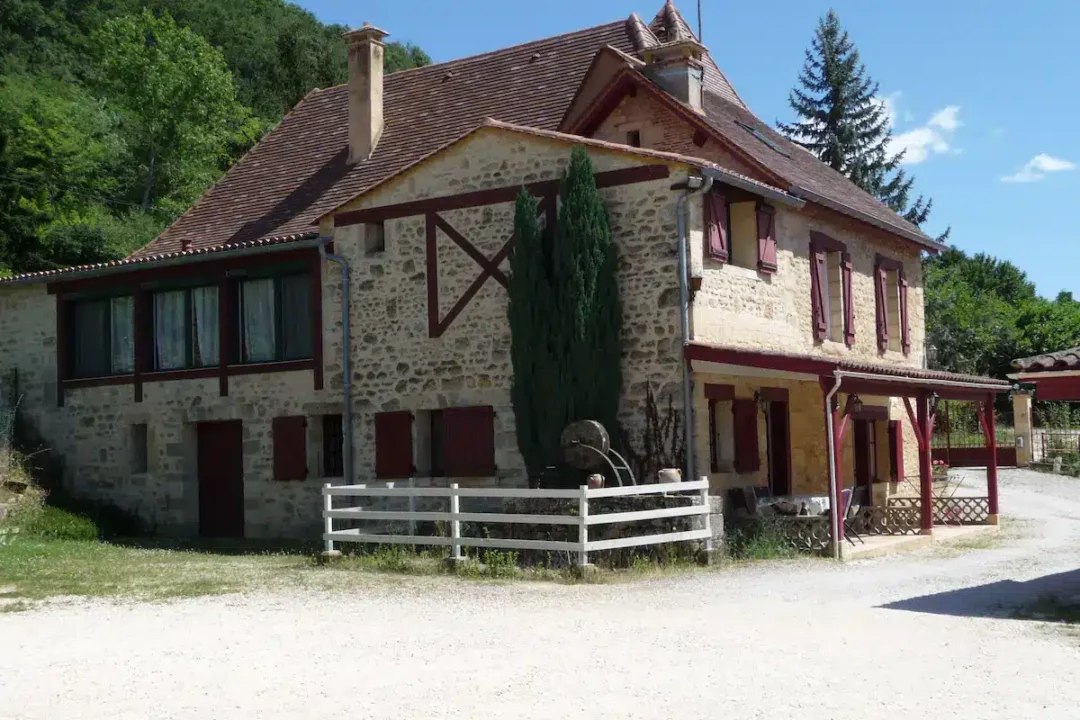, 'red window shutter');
375,411,413,479
272,416,308,481
875,265,889,352
732,399,760,474
898,270,911,355
708,399,719,472
756,205,777,273
841,253,855,347
810,247,828,341
888,420,904,483
441,406,496,477
705,193,729,262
